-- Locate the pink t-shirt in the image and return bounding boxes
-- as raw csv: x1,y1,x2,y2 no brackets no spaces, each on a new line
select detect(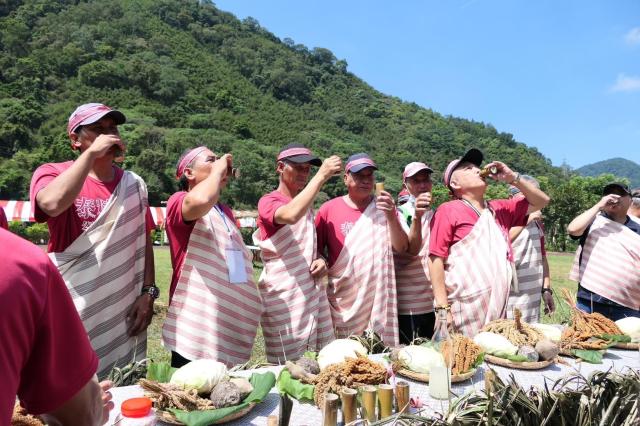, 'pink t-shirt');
429,197,529,259
257,190,291,240
30,161,155,253
315,197,369,267
0,228,98,420
0,207,7,230
165,191,236,301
